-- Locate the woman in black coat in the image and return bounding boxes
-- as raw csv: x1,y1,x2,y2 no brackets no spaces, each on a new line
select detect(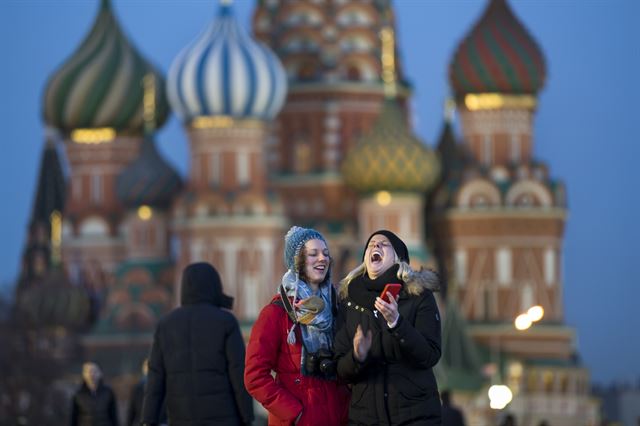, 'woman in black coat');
141,262,254,426
335,230,442,425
